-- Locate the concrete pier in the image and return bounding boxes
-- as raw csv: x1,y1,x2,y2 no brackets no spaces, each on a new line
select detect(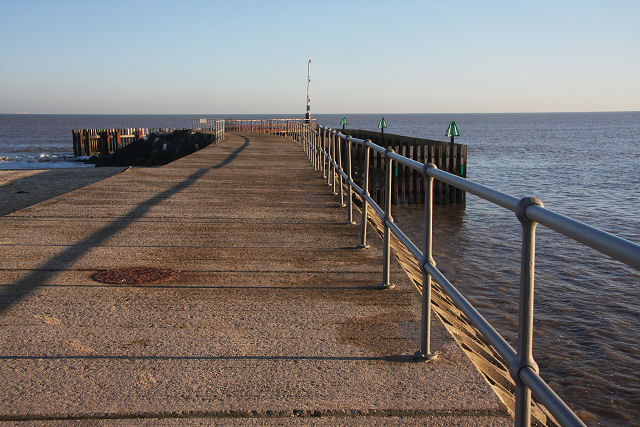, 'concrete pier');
0,132,509,424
